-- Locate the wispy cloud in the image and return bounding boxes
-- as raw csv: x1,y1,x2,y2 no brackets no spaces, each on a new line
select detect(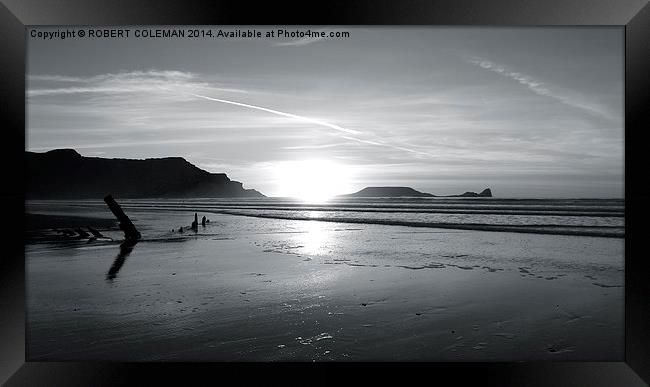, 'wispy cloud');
28,70,440,160
30,71,366,138
272,28,333,47
27,70,249,97
29,70,194,83
282,143,350,150
273,36,326,47
466,57,618,121
34,68,598,163
27,137,213,151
